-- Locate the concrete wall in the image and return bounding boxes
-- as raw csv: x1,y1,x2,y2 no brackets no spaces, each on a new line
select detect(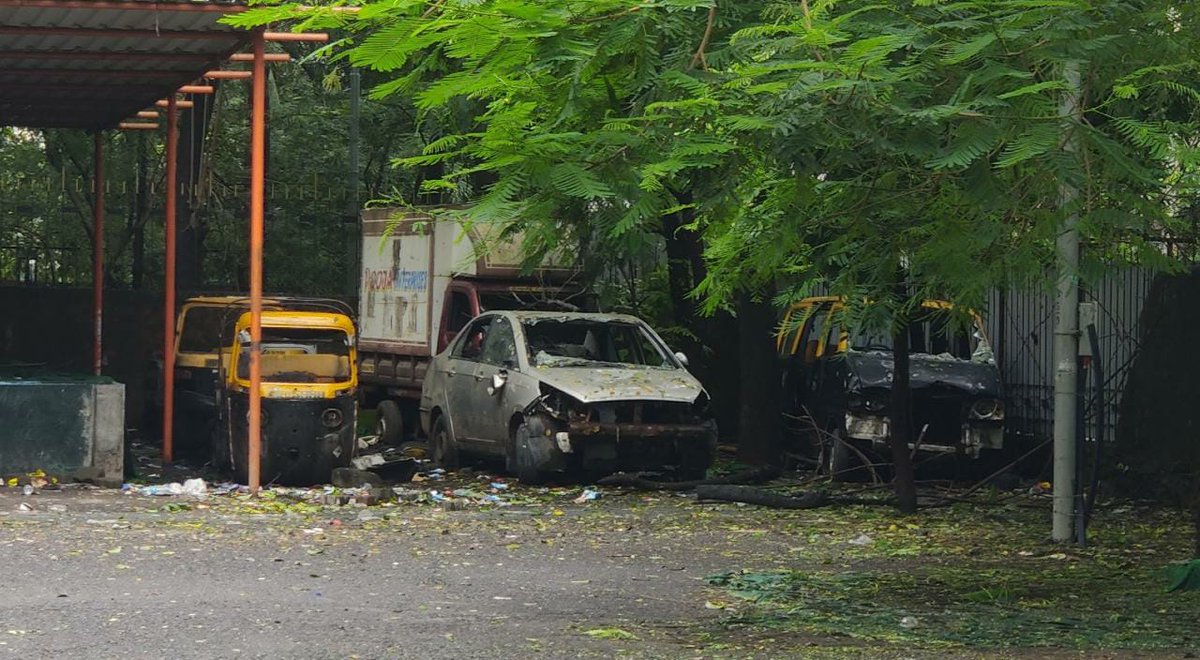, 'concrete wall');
0,285,161,429
0,381,125,486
